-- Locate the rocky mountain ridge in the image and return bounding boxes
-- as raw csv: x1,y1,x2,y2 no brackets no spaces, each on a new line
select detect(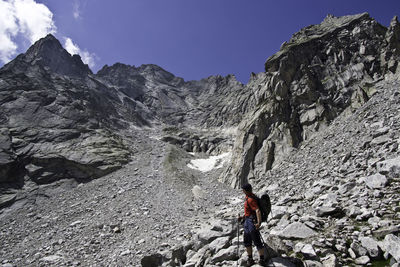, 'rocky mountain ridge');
0,34,250,209
0,12,399,267
221,13,400,188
